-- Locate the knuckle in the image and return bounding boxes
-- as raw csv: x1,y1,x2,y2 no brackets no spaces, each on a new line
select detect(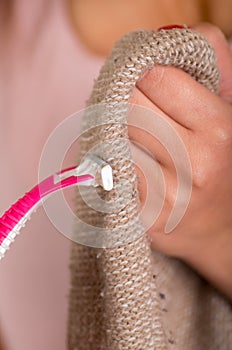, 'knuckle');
212,125,232,146
192,137,230,188
192,149,215,188
209,119,232,148
192,165,209,188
